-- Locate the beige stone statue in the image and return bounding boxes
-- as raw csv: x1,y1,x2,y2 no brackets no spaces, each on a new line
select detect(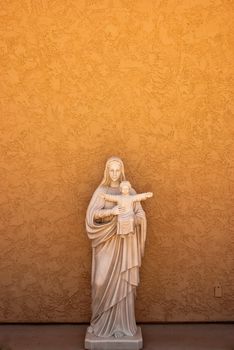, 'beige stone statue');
85,156,153,349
